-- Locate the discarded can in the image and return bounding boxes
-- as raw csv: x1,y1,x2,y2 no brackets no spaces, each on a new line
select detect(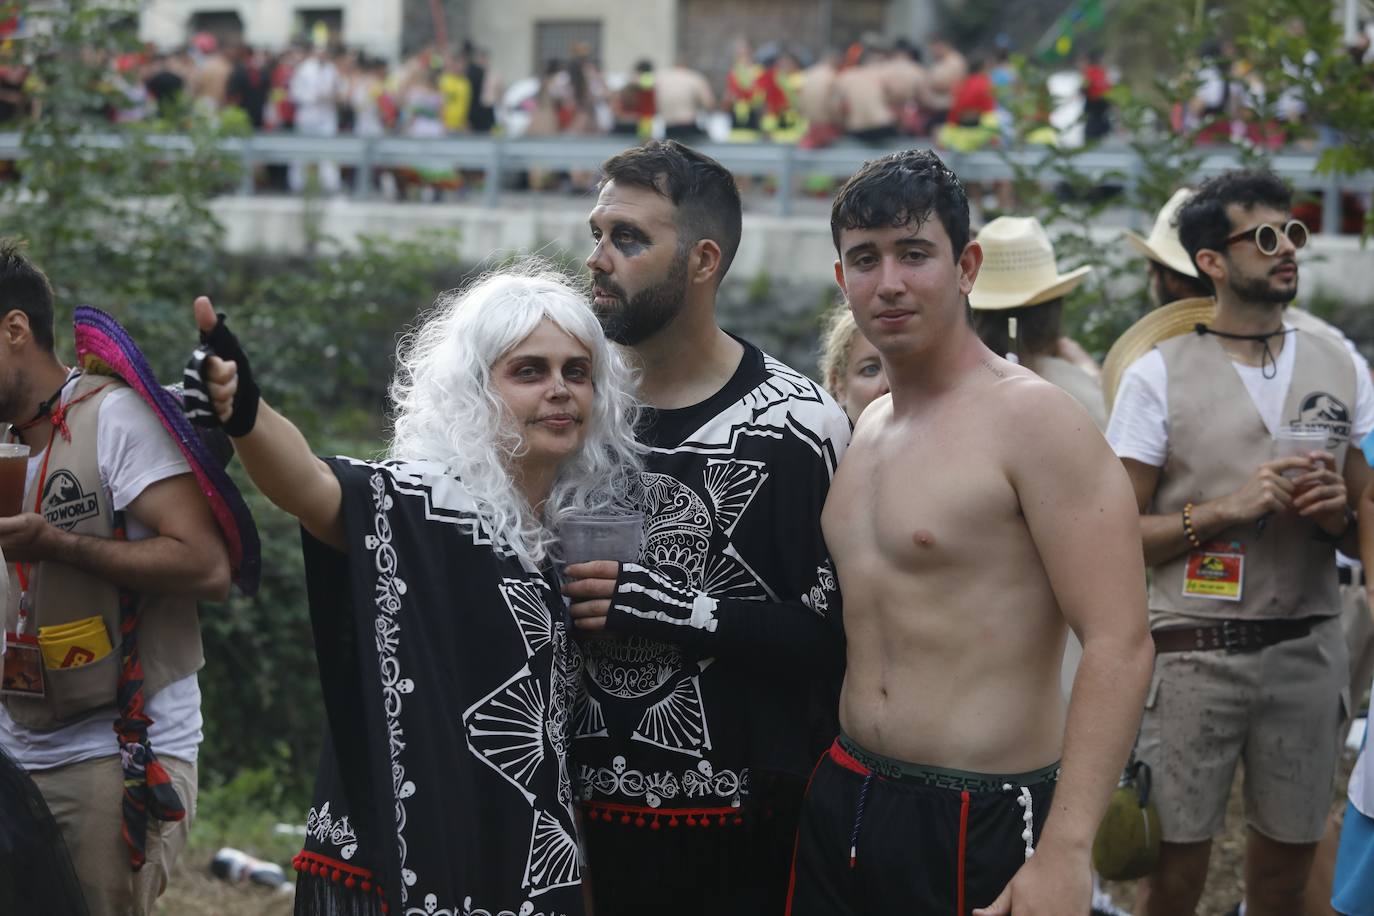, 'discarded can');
210,847,287,888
